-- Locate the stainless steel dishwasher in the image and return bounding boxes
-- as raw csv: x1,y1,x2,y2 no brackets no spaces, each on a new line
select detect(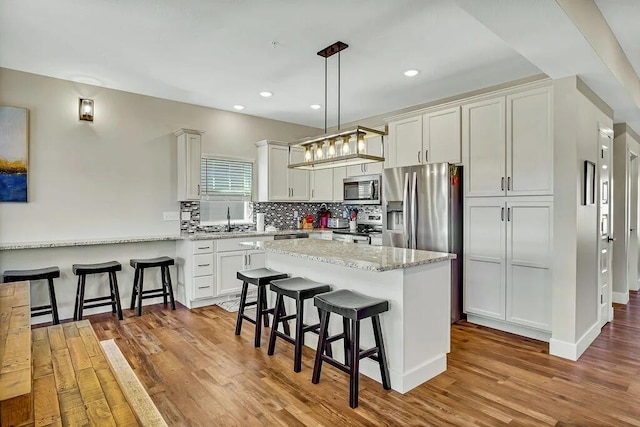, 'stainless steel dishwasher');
273,233,309,240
